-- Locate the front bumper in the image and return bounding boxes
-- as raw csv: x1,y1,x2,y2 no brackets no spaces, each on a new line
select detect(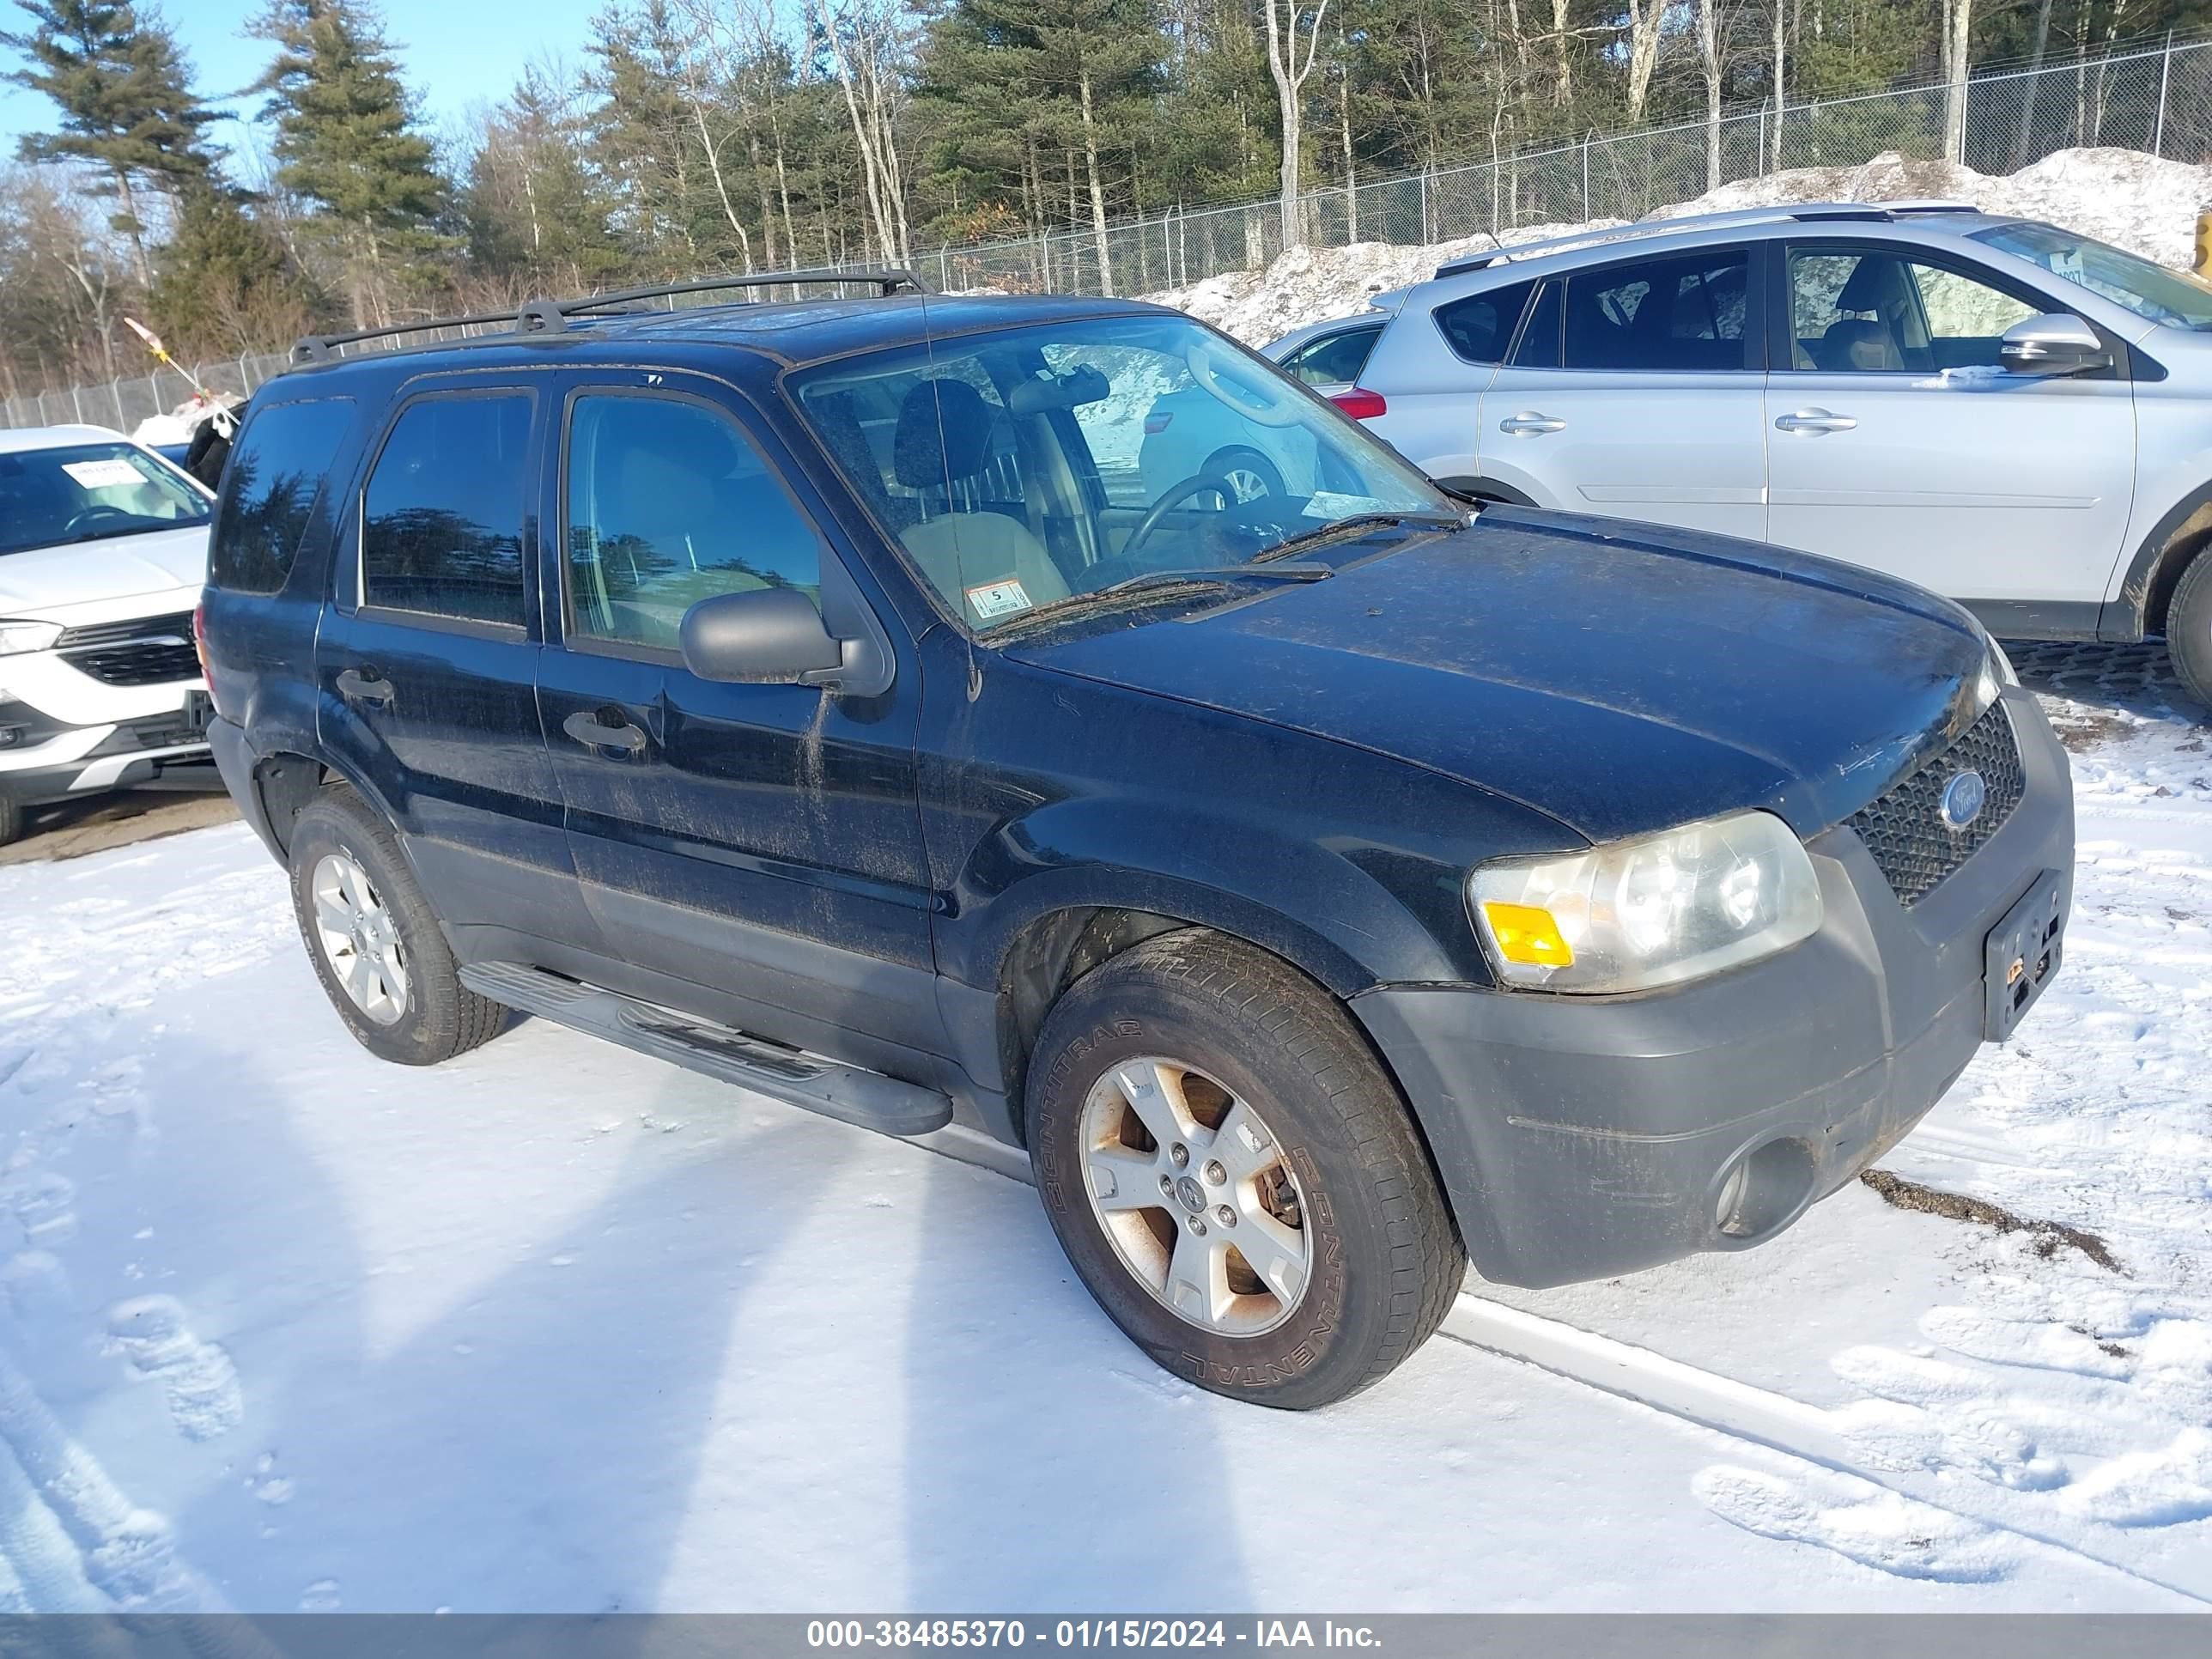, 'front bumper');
1351,690,2075,1290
